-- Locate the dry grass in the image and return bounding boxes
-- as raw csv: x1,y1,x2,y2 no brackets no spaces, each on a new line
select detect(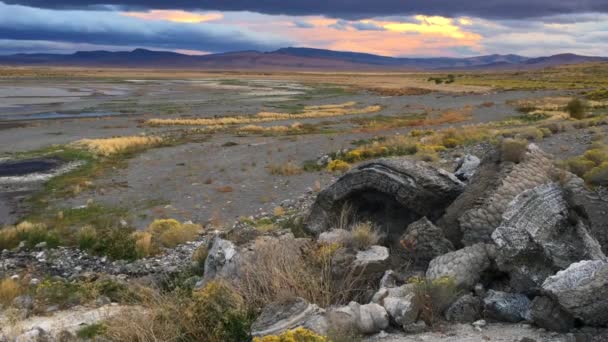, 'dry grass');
0,278,23,307
104,280,251,342
267,161,303,176
365,87,432,96
73,135,164,156
238,236,369,310
238,237,329,309
146,103,382,127
133,231,154,258
349,222,382,250
501,138,529,163
355,106,472,131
